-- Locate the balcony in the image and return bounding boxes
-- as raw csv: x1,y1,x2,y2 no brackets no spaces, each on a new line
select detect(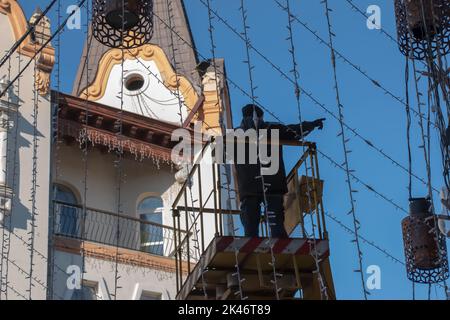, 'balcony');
53,201,184,257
